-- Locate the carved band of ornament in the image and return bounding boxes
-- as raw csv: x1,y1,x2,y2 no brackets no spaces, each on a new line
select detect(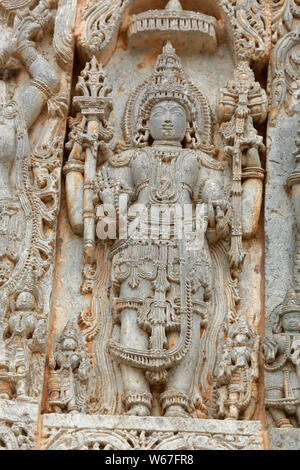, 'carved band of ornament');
123,391,152,410
30,79,52,100
15,42,38,67
287,169,300,188
271,25,300,108
113,298,144,312
83,182,94,190
265,396,300,407
232,229,243,236
241,166,265,180
63,160,84,175
0,0,34,9
128,10,218,51
83,210,95,219
160,390,191,412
